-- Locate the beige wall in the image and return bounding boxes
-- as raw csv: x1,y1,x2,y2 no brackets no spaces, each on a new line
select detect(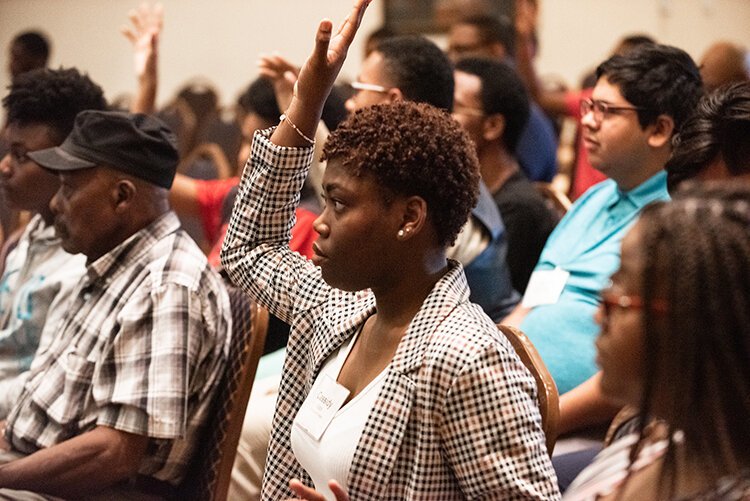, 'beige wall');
0,0,384,109
534,0,750,87
1,0,749,109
